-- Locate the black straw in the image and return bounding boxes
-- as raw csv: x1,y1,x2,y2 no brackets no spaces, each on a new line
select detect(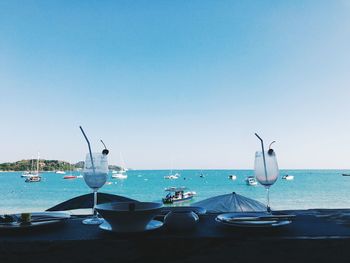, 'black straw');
254,133,268,182
79,126,96,174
